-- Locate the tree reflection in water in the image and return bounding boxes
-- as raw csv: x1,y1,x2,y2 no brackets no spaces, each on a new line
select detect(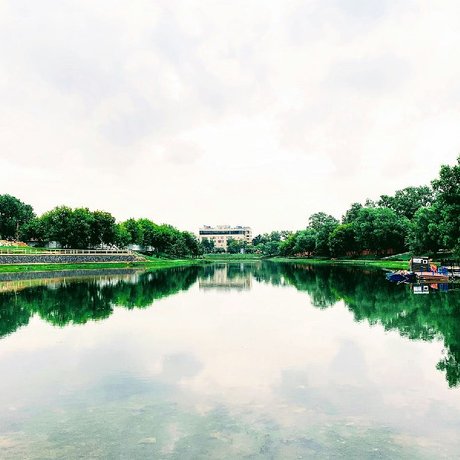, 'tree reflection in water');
1,262,460,387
